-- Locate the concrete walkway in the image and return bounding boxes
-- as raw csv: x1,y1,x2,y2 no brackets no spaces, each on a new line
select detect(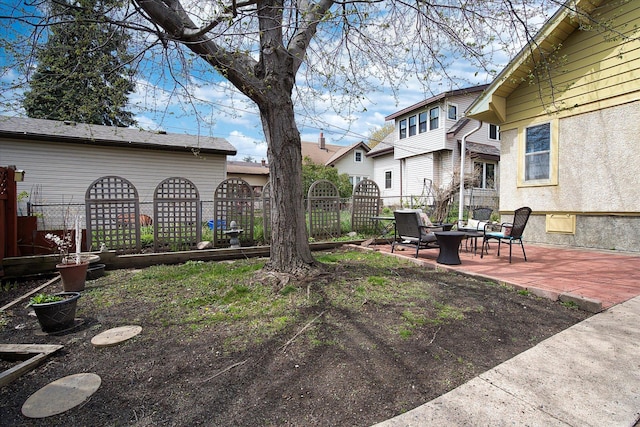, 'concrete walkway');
367,243,640,426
